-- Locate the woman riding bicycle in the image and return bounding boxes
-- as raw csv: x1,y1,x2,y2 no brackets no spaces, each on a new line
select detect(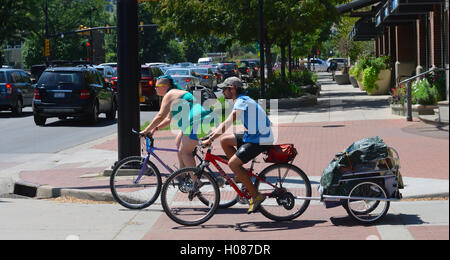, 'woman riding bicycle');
141,75,212,169
201,77,274,214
